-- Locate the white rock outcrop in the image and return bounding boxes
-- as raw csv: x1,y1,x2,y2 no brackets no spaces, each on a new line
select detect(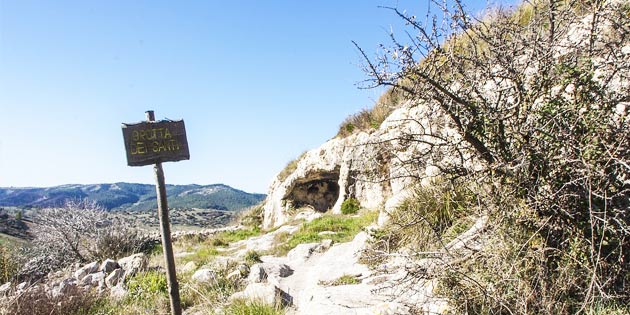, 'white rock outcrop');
262,103,466,229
